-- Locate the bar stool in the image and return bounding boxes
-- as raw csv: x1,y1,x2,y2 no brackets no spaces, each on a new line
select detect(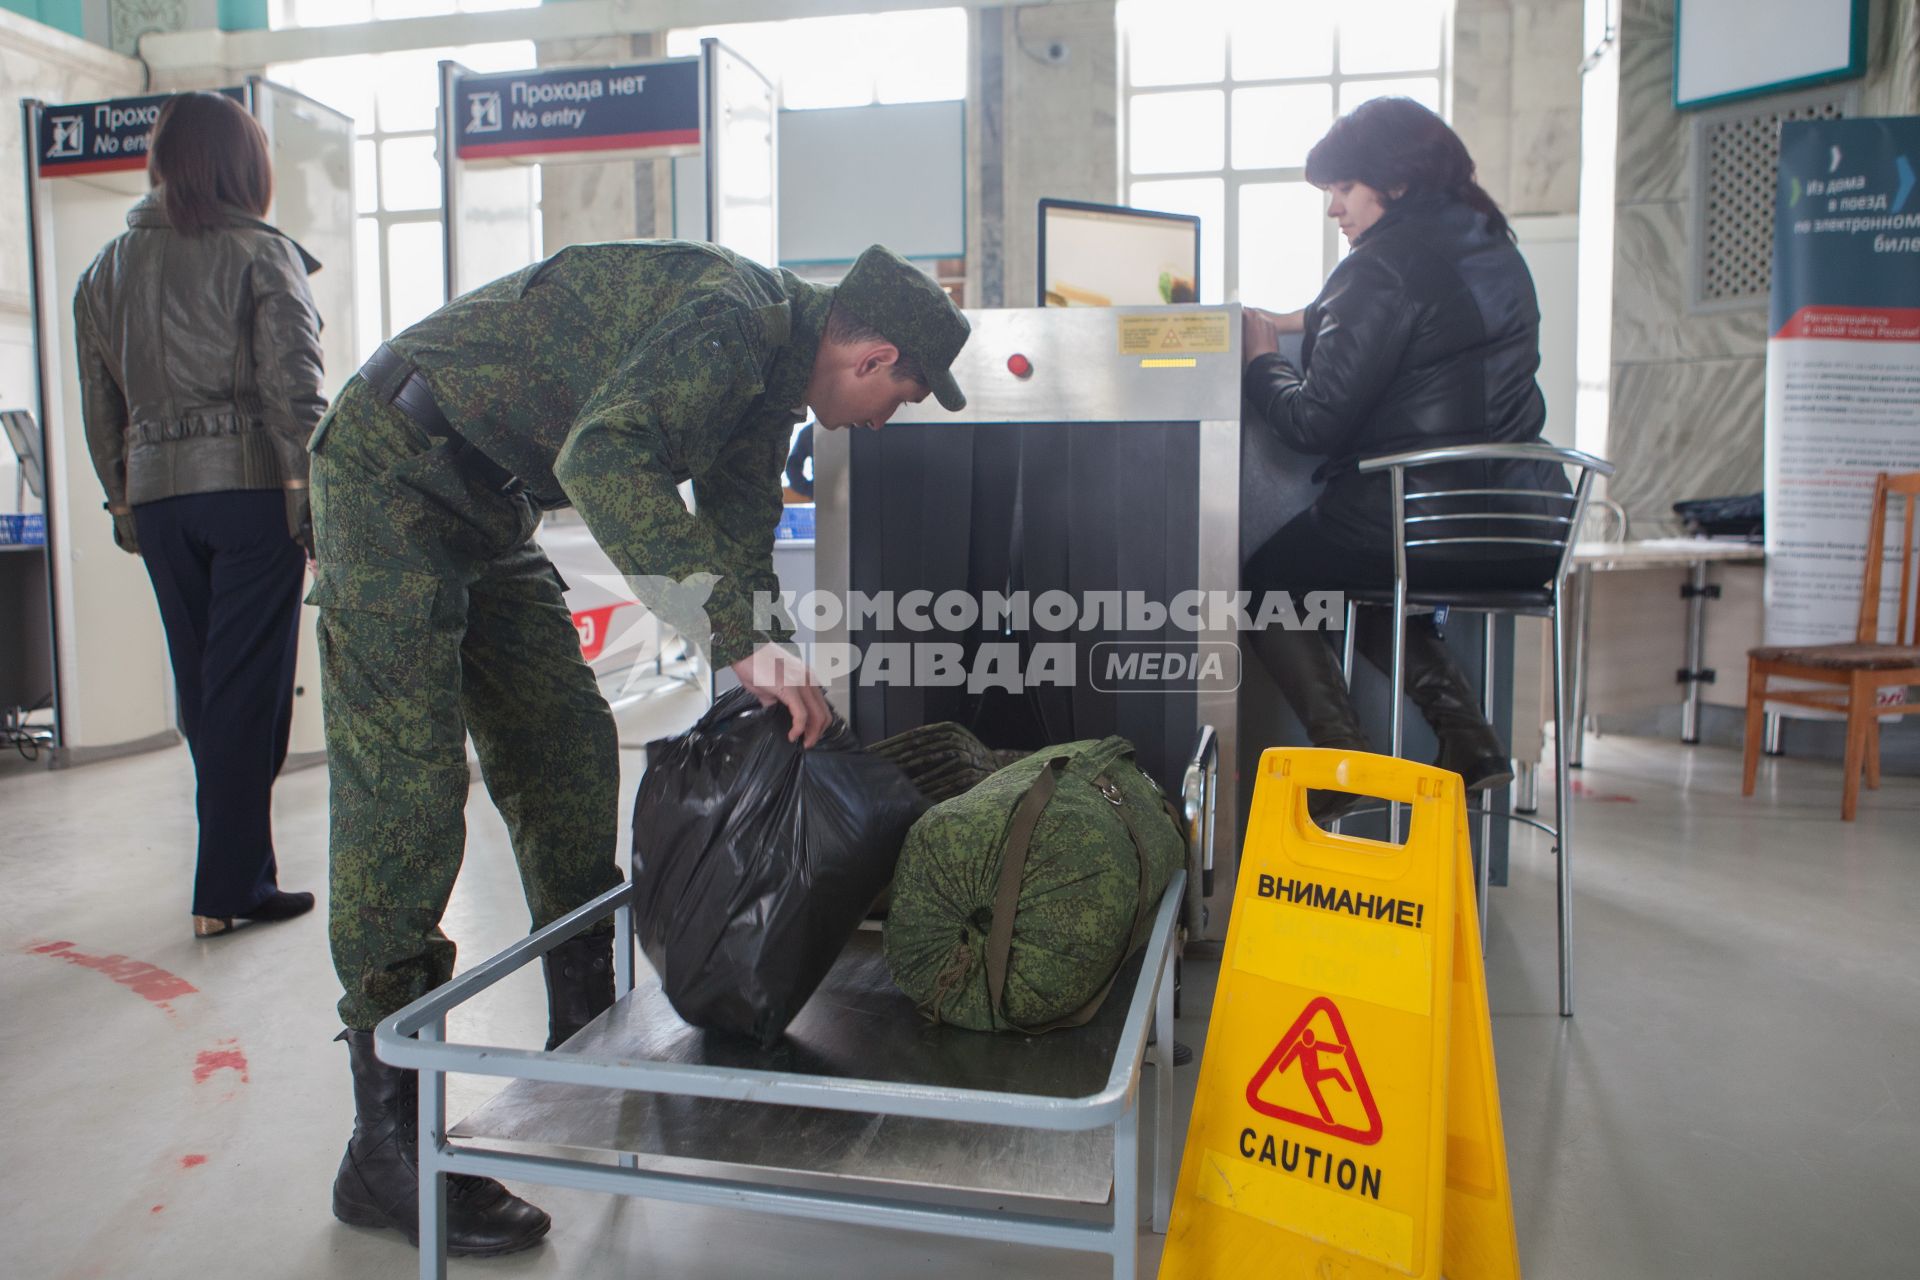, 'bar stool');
1338,442,1614,1016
